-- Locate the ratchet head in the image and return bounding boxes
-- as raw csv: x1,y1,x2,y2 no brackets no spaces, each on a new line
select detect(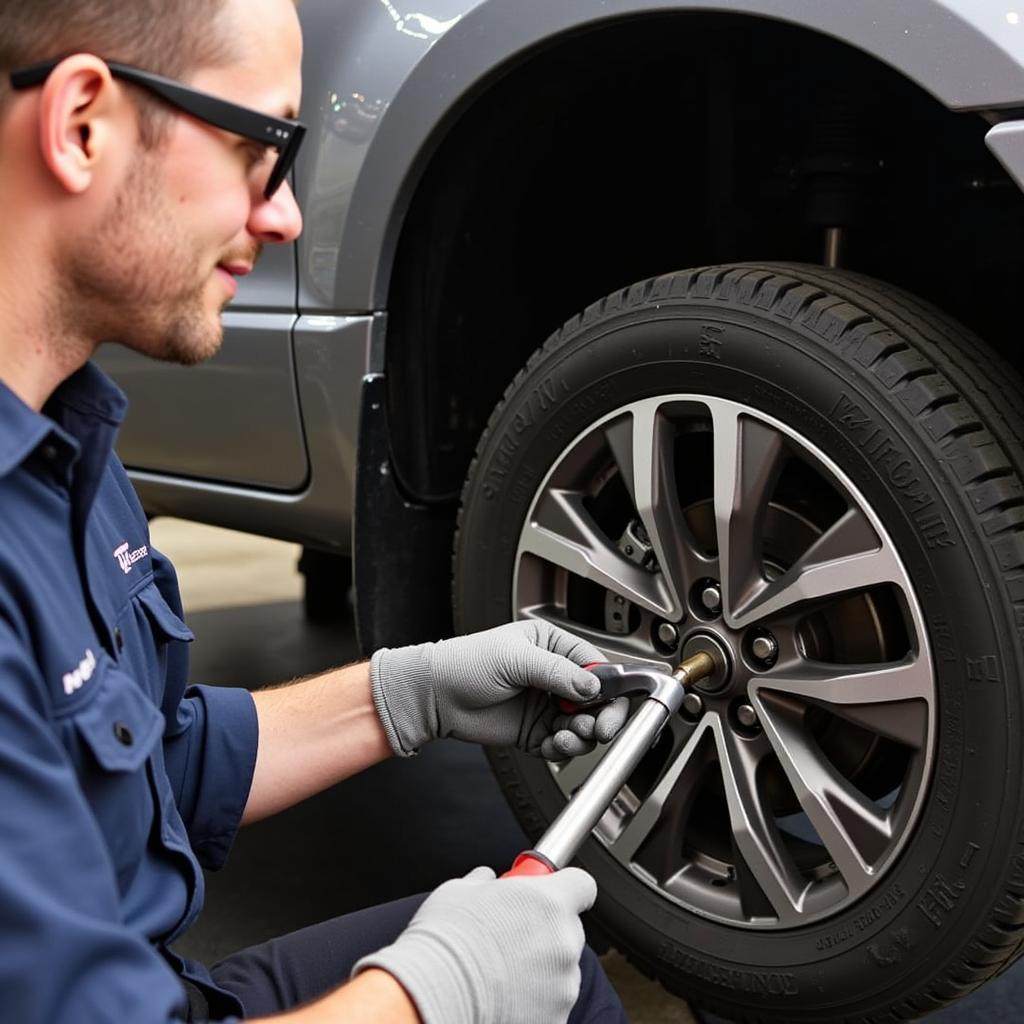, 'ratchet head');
566,653,717,717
